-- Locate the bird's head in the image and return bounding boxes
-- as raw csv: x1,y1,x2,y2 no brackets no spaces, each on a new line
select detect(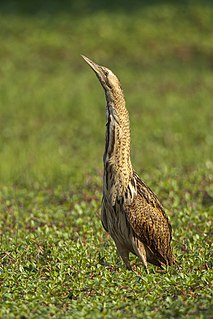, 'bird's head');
81,55,122,95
